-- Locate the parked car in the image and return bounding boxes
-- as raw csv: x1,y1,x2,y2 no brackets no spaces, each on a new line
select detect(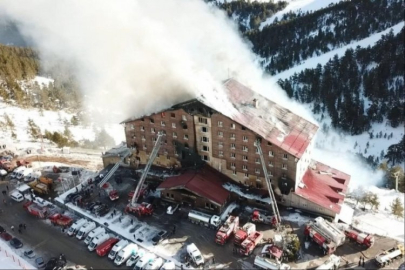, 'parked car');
64,192,79,203
0,232,12,241
24,249,36,259
85,202,97,211
10,191,24,202
35,257,46,268
152,231,168,246
10,237,23,248
0,225,5,233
